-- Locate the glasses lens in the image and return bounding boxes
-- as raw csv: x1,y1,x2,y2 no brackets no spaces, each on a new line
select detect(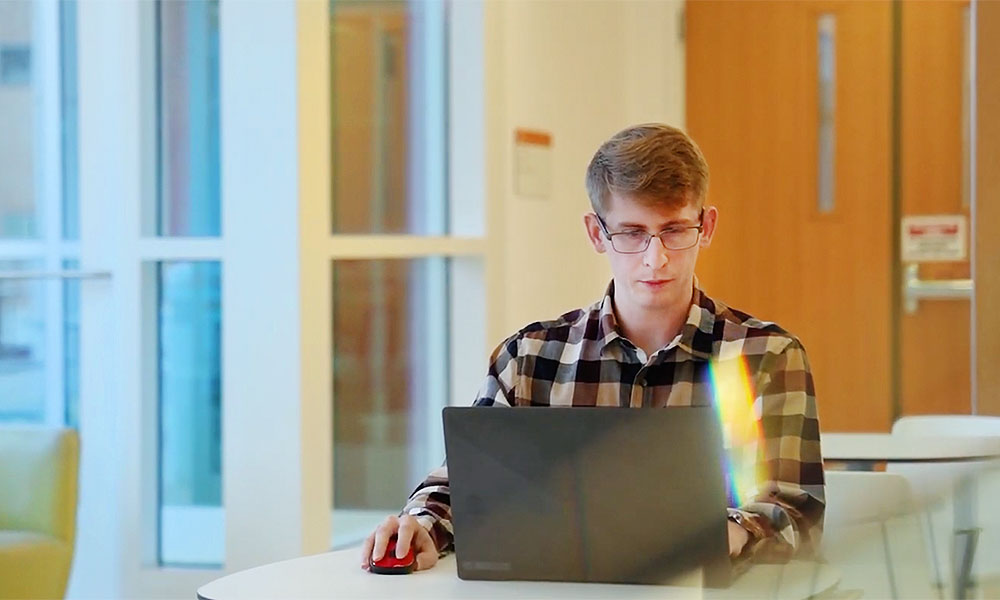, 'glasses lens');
661,229,699,250
612,232,650,253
